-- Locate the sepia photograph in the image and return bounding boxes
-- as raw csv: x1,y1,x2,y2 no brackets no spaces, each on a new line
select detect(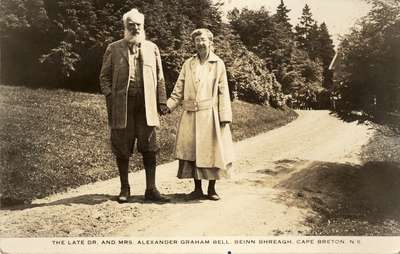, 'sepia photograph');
1,0,400,253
